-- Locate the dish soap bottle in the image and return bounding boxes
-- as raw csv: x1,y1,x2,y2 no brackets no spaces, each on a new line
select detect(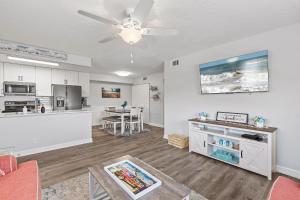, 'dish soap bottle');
41,104,45,113
23,106,28,114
